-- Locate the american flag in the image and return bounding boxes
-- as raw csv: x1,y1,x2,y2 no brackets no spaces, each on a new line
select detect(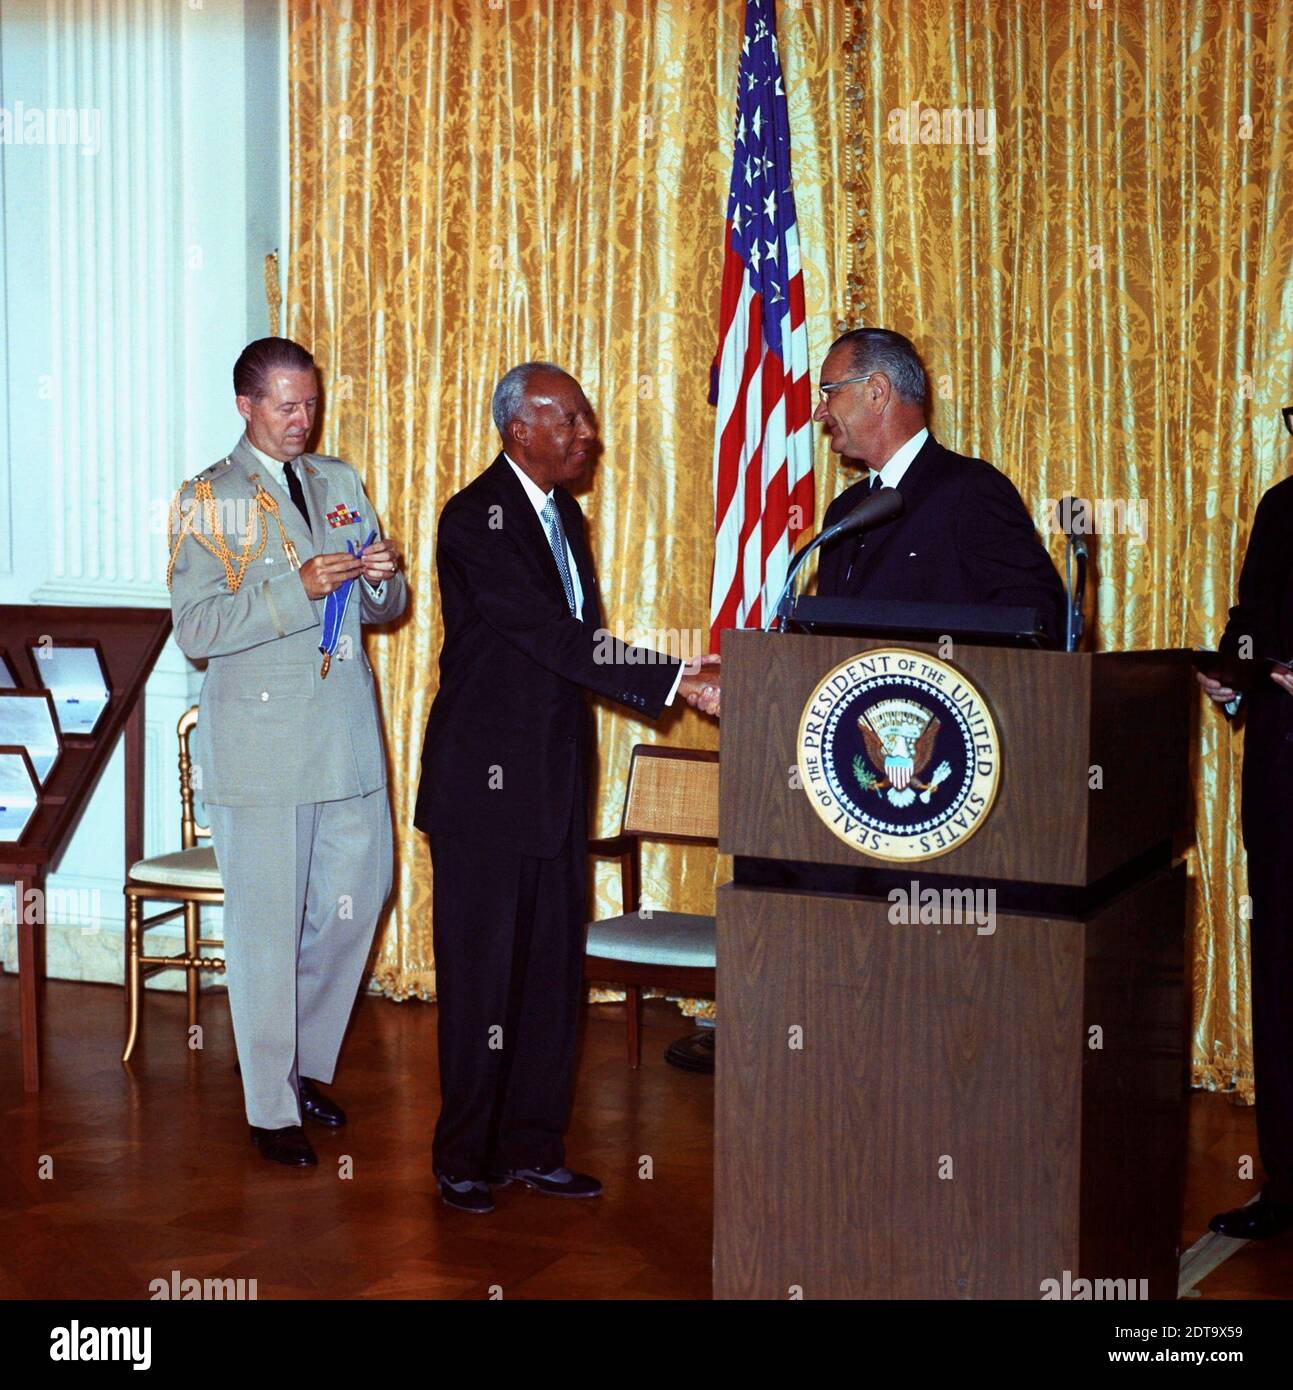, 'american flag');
709,0,813,644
